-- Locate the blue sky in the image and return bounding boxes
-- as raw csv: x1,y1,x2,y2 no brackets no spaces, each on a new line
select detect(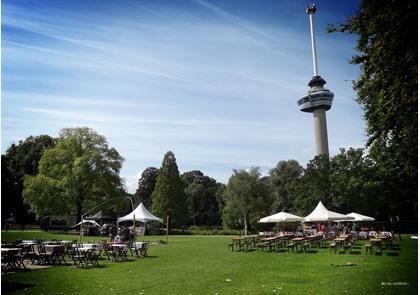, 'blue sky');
2,0,365,193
